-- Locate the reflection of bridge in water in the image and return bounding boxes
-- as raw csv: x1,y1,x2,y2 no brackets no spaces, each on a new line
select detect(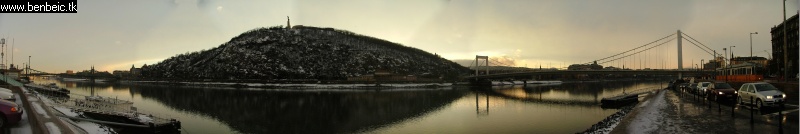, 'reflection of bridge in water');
477,84,601,107
475,81,665,111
